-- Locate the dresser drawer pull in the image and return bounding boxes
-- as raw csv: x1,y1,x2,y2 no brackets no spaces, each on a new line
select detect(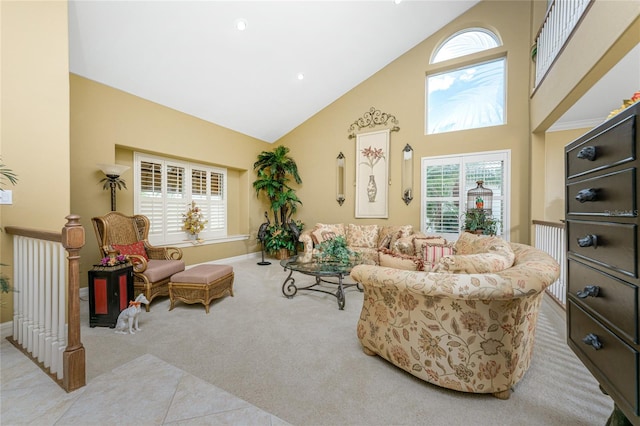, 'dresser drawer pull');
576,285,600,298
576,146,597,161
582,333,603,350
577,234,598,248
575,188,598,203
